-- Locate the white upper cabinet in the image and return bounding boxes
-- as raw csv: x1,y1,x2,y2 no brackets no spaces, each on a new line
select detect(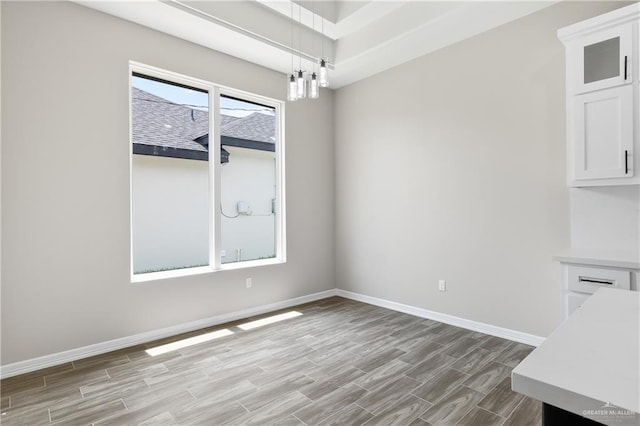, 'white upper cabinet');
574,24,633,94
559,3,639,187
573,85,633,180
